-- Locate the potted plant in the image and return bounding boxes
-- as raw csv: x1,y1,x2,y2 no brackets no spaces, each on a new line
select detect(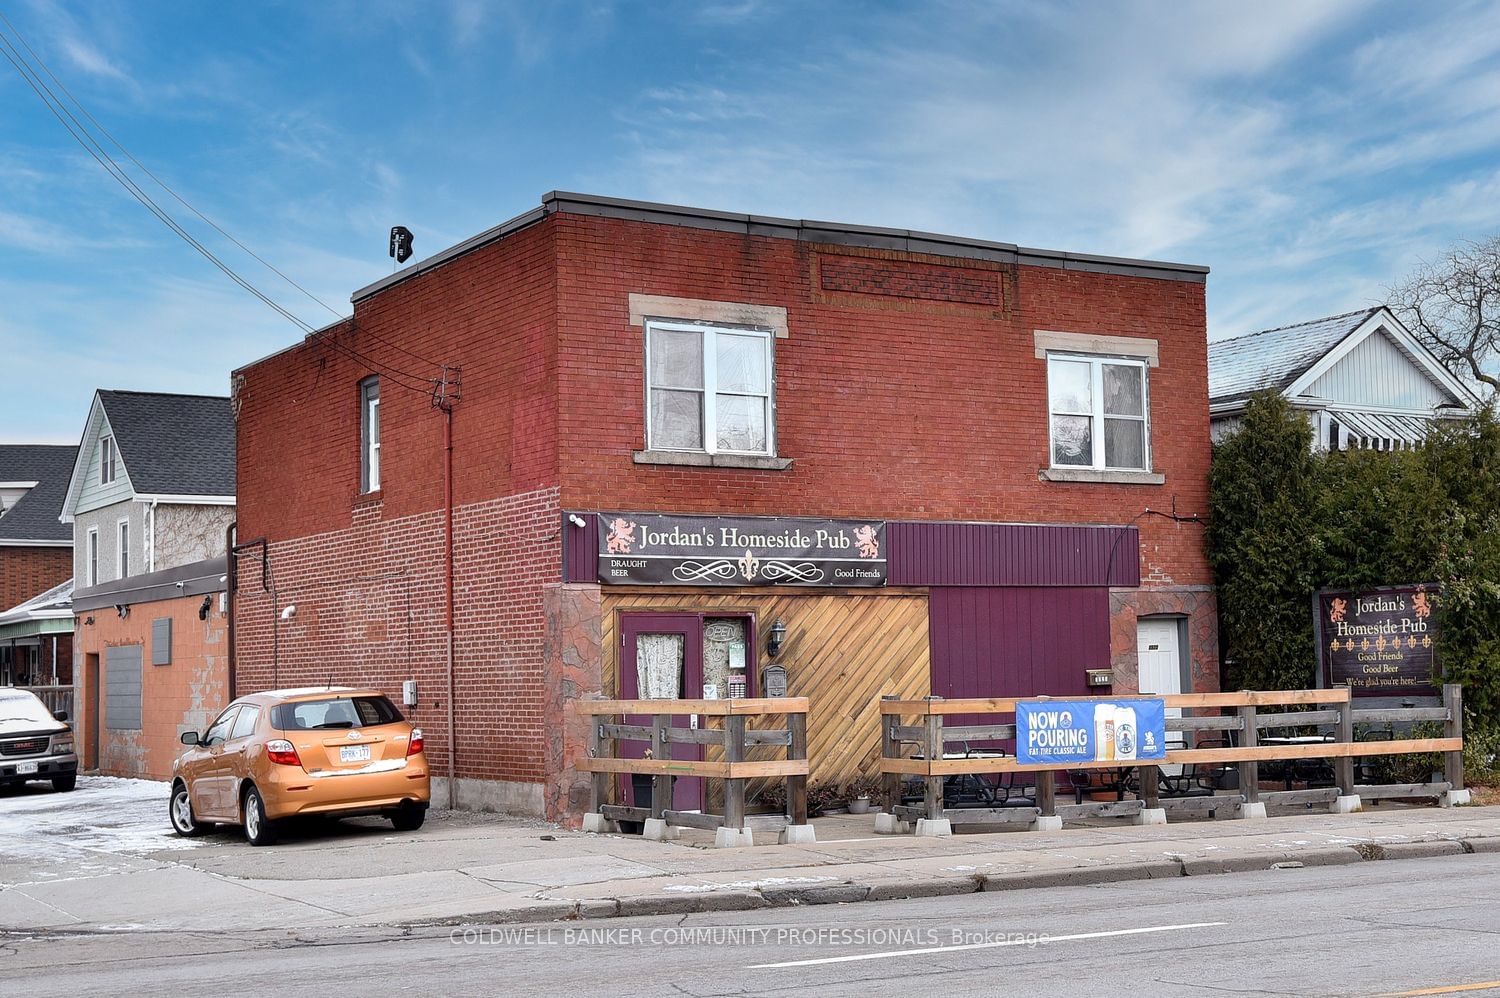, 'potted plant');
842,775,882,814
